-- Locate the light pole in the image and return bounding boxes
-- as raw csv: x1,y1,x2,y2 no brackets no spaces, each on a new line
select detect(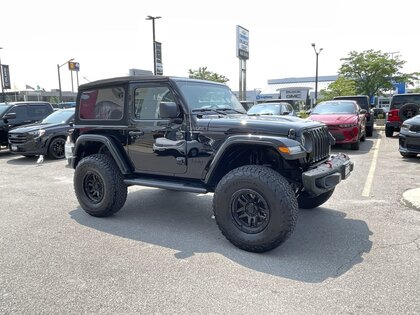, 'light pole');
0,47,5,103
146,15,161,75
57,58,74,104
311,43,323,106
